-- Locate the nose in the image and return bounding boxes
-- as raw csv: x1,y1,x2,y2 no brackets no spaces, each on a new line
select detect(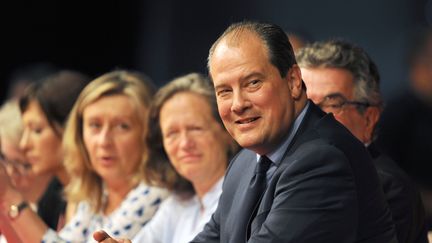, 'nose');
97,127,114,147
19,129,30,152
179,131,196,151
231,91,251,114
